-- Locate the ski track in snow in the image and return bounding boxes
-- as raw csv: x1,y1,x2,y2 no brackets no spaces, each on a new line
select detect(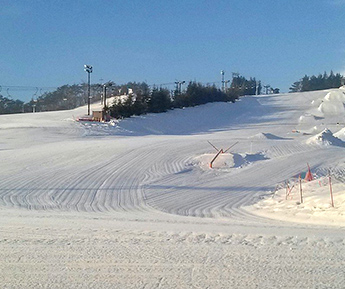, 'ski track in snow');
0,90,344,223
1,90,345,288
0,137,337,223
